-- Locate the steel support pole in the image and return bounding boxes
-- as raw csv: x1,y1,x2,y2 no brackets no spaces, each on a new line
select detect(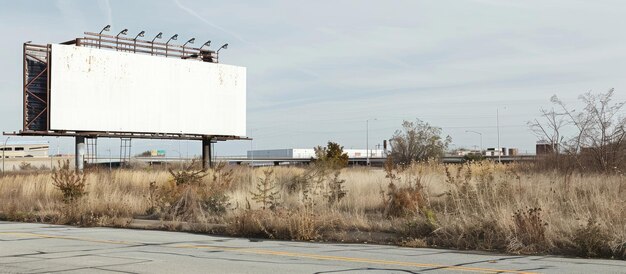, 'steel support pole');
75,136,85,172
202,137,212,170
